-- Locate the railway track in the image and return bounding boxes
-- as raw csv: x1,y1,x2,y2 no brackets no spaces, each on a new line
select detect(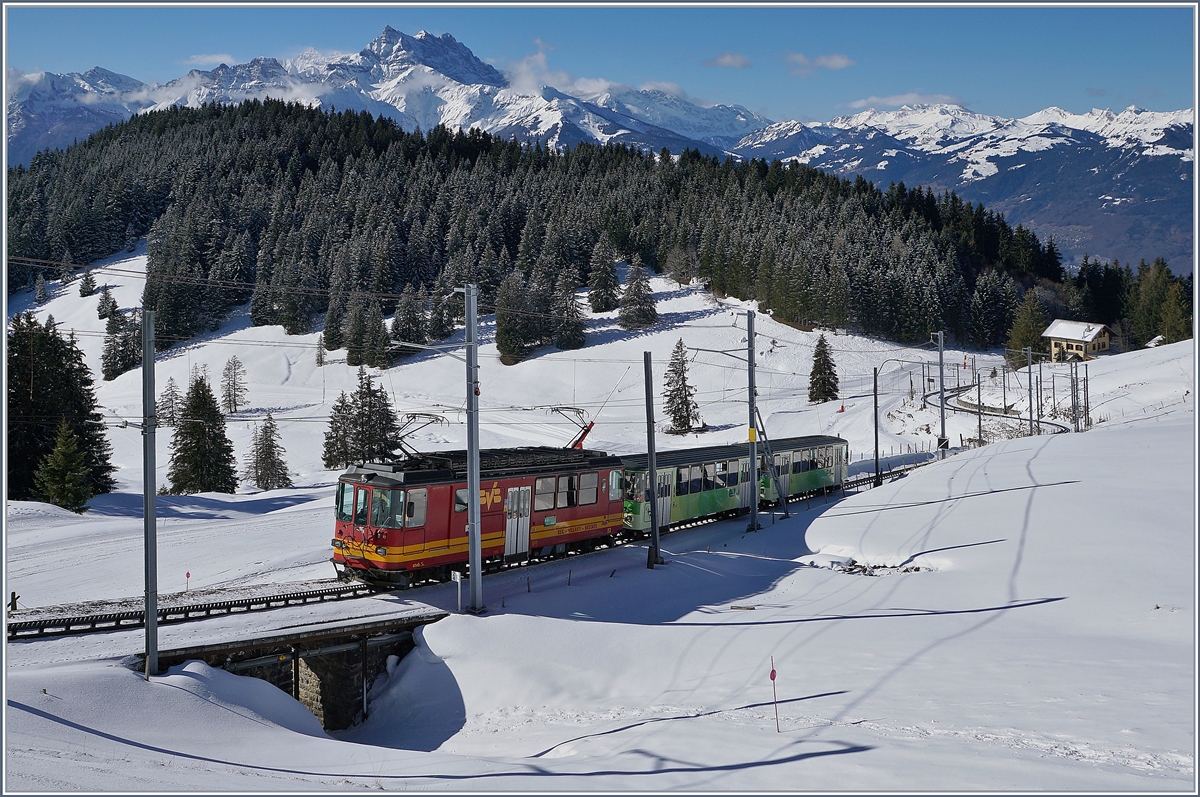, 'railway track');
7,583,375,641
9,464,926,642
